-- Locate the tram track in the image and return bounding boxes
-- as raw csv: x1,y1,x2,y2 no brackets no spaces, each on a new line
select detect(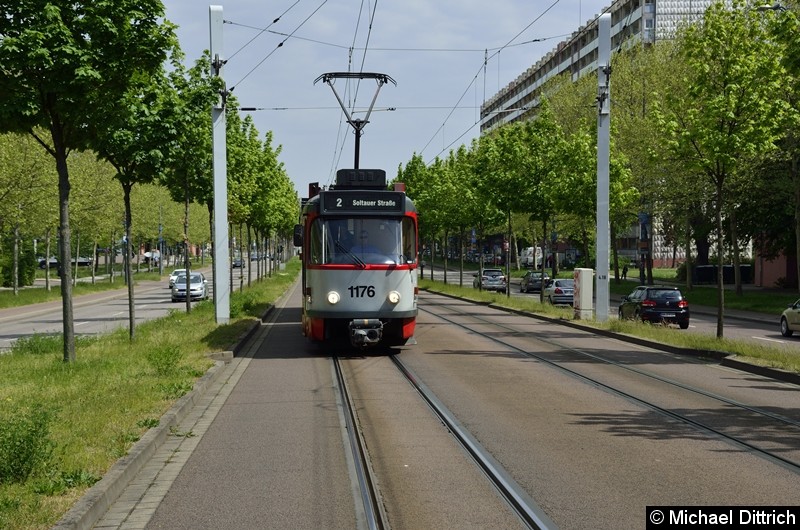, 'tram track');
334,353,556,530
389,355,557,530
418,293,800,474
333,356,389,530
